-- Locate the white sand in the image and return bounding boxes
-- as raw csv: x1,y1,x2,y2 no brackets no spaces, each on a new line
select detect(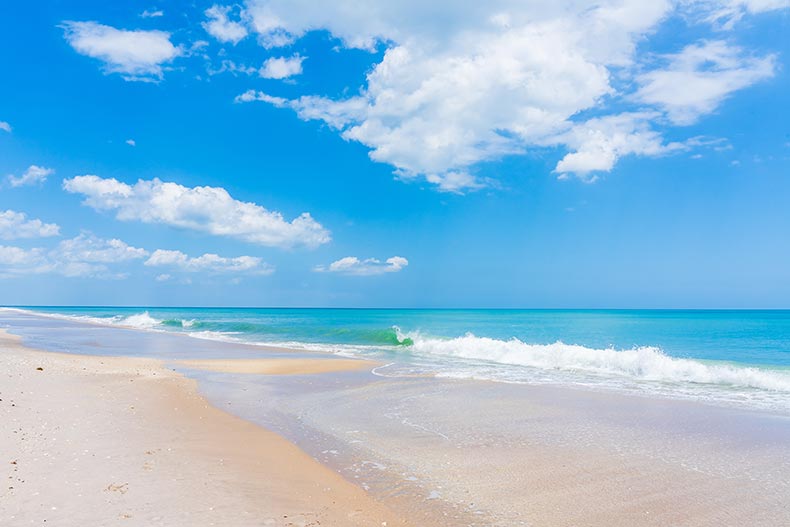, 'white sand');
0,331,411,526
